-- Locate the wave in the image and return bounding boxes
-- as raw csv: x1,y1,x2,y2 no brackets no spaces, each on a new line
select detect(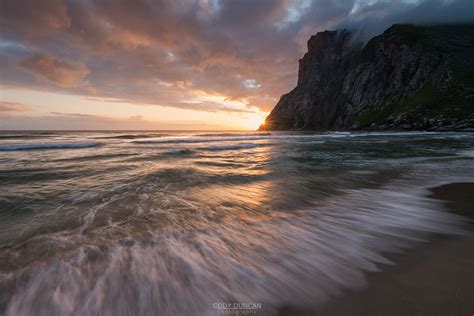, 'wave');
131,133,359,145
0,142,101,151
198,143,260,151
458,150,474,158
53,152,136,162
124,149,196,162
328,131,437,138
94,133,171,140
134,136,271,145
0,135,55,140
131,132,439,145
197,132,271,137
